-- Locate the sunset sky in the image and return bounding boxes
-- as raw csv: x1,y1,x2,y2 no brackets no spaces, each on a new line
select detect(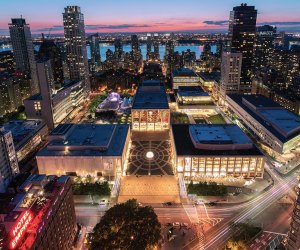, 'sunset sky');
1,0,300,35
